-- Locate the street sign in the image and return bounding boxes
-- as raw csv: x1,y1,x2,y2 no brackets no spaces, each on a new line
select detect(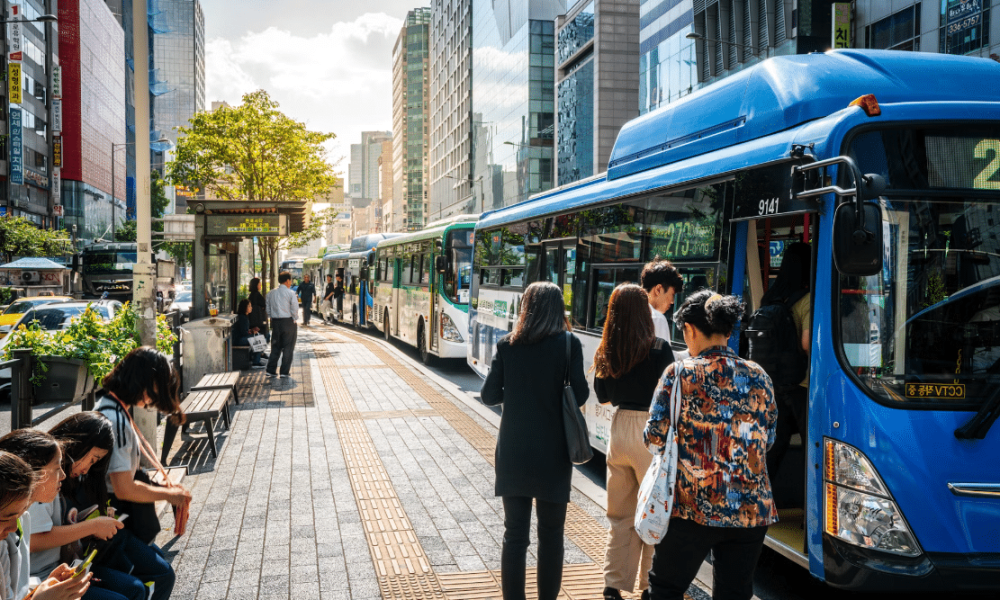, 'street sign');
8,63,21,104
8,6,22,62
10,107,23,186
52,99,62,133
206,214,288,236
